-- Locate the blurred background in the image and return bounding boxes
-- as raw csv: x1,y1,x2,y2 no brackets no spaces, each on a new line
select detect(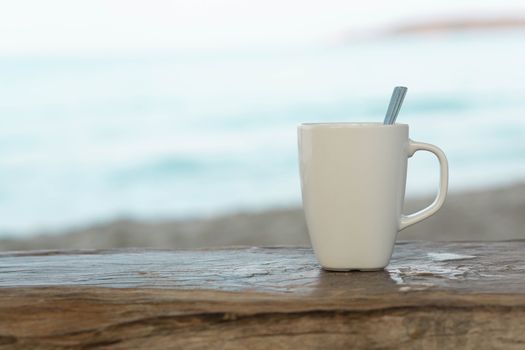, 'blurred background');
1,0,525,250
